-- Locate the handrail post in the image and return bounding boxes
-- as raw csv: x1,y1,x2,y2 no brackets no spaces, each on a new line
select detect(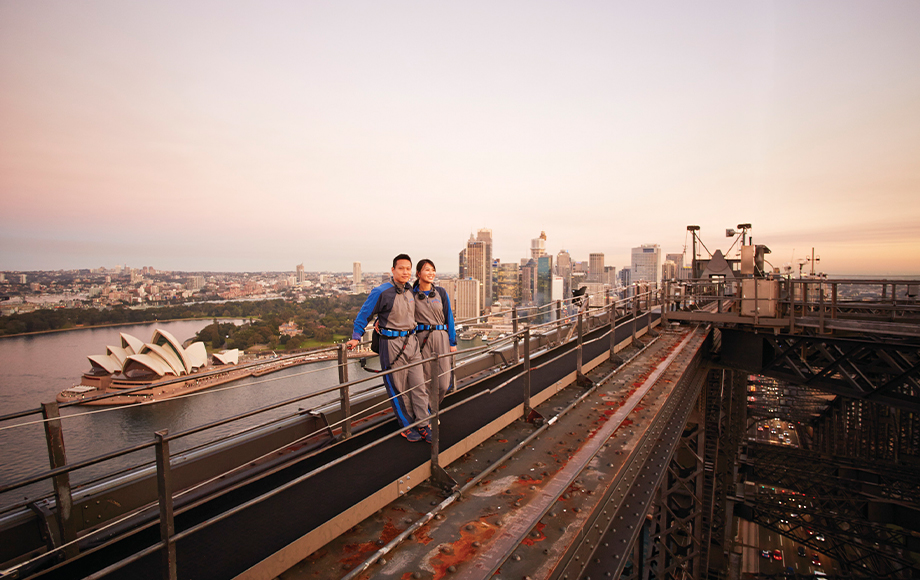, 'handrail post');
523,328,532,417
428,353,441,468
512,306,519,362
428,353,457,491
789,280,796,334
576,312,584,375
555,300,563,344
338,343,352,438
41,402,78,558
154,430,177,580
831,282,838,320
819,281,826,334
662,281,669,324
608,300,617,359
631,285,638,344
